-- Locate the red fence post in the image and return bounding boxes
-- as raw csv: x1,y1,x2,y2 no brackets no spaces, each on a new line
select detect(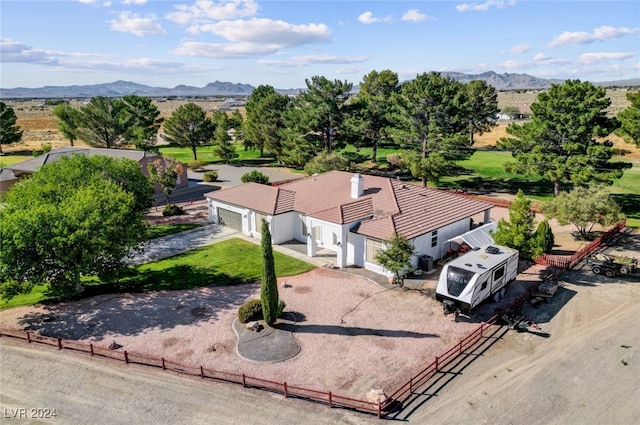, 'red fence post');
124,351,129,364
57,337,62,350
200,366,204,378
162,358,165,370
409,377,413,393
435,356,439,371
283,382,288,398
242,374,246,387
378,402,382,419
26,331,31,343
90,343,94,356
328,392,333,408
